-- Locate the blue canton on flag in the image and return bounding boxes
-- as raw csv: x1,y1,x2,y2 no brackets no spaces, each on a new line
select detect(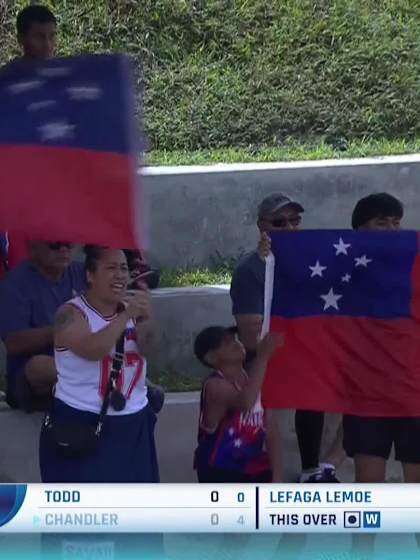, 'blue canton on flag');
270,230,418,319
0,54,135,154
